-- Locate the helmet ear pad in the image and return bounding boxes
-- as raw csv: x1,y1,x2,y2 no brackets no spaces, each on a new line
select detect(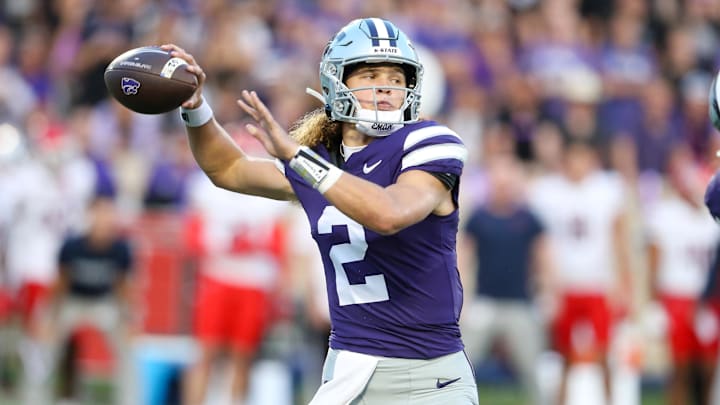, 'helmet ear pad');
401,64,417,89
